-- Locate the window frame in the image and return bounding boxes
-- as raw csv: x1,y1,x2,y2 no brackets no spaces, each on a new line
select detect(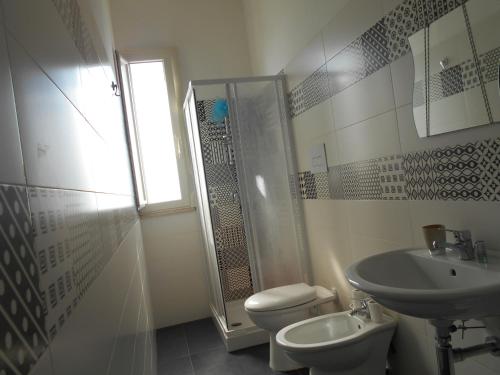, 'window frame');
117,48,193,215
